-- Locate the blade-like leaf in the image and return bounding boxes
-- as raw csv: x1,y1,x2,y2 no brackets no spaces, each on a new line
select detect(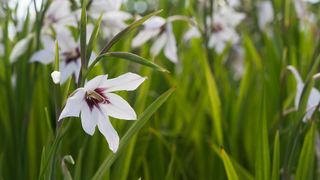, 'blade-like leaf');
255,88,270,180
105,52,167,71
80,2,87,68
220,149,239,180
86,14,103,61
271,131,280,180
99,10,162,55
295,123,316,180
91,88,174,180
